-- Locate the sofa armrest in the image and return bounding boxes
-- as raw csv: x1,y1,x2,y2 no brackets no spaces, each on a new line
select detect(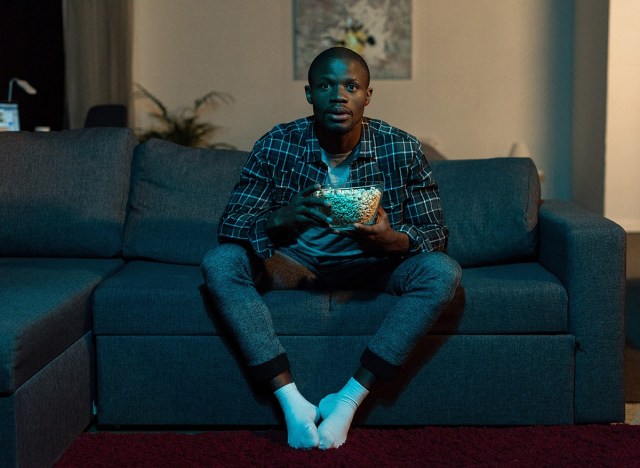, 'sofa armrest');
538,199,626,423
